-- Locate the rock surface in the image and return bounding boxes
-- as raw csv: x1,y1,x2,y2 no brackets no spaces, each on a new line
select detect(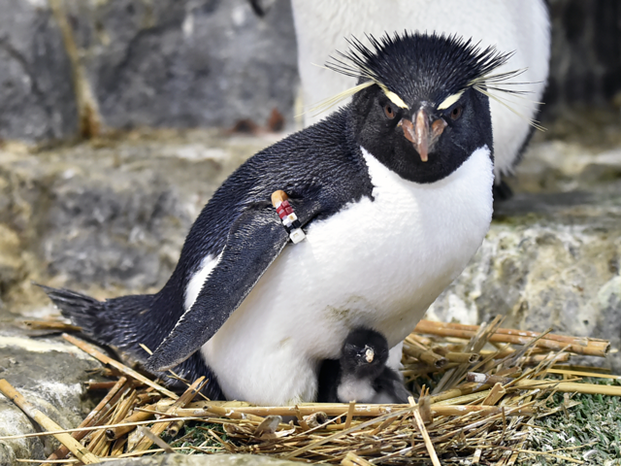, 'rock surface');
0,0,79,142
545,0,621,116
428,117,621,371
0,335,102,465
64,0,298,131
0,0,298,143
0,130,274,306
